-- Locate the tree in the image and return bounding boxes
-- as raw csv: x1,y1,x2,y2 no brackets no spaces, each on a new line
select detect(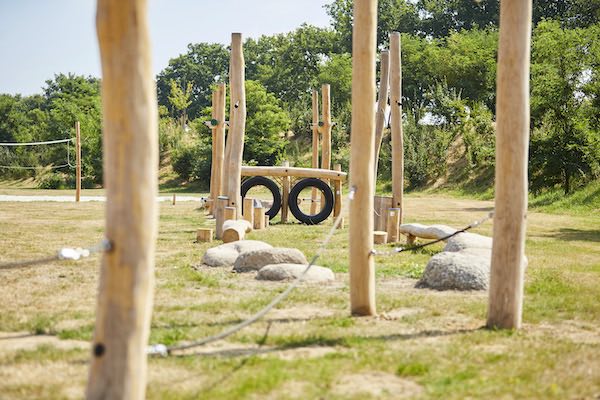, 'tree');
530,21,600,194
168,80,193,129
